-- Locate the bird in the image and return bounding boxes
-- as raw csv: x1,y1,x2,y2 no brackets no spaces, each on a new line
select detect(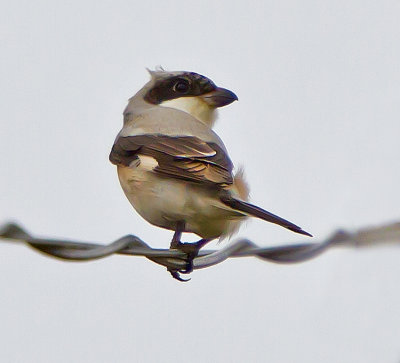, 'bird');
109,69,311,280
